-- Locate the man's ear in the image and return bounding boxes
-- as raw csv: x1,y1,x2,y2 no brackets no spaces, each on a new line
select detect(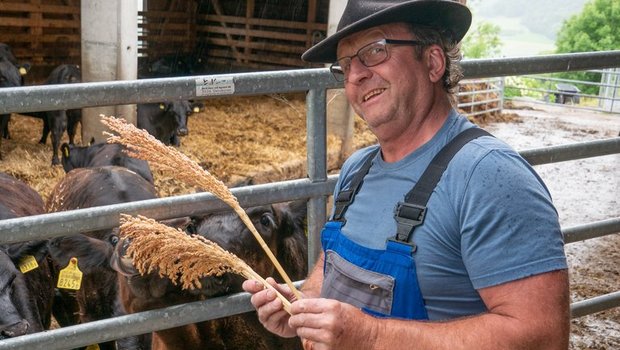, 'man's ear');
426,45,446,84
